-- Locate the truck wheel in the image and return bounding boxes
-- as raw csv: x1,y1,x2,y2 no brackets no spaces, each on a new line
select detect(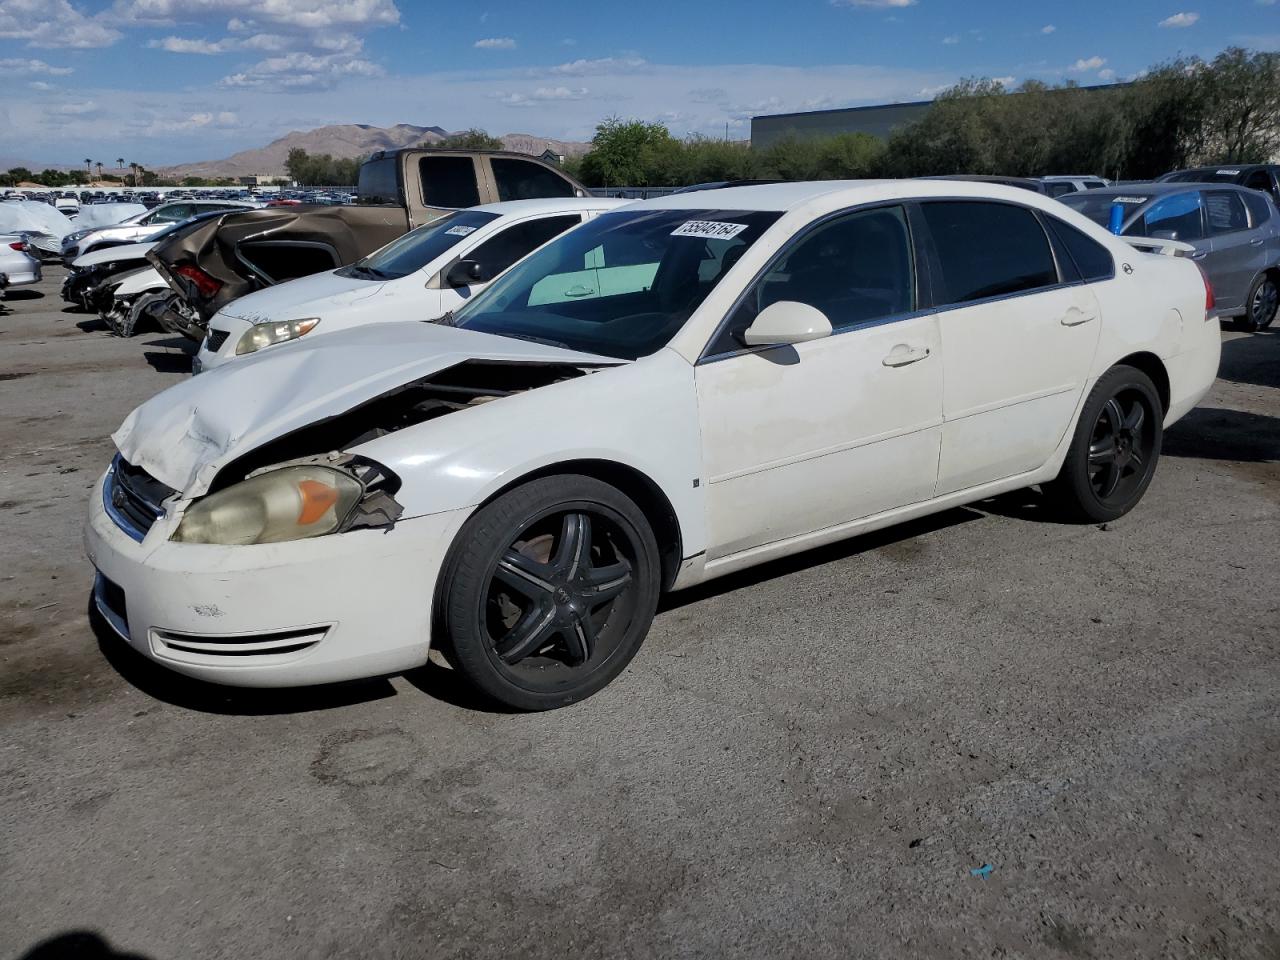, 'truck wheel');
437,475,661,711
1043,365,1163,523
